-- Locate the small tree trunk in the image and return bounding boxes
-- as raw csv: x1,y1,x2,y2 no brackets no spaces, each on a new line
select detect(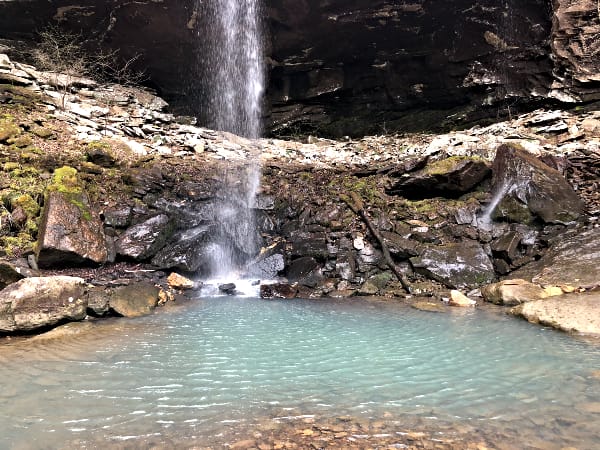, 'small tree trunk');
341,192,412,294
